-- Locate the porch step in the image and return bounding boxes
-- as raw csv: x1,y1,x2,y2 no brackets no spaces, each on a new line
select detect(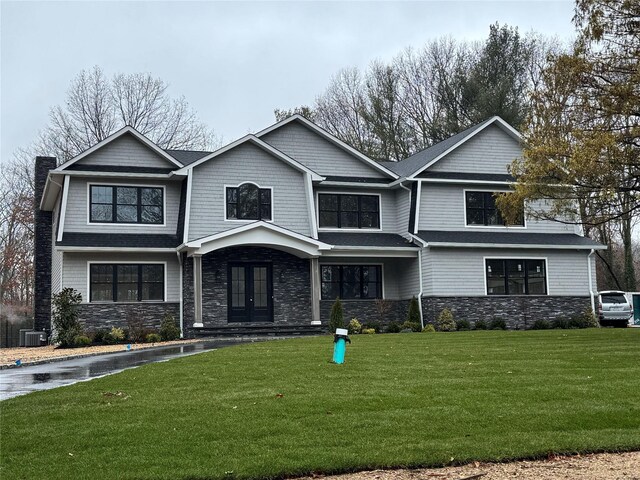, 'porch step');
191,323,326,338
